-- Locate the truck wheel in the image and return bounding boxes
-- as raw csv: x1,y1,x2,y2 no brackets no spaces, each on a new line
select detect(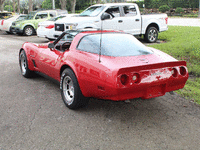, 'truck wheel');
60,68,89,109
19,50,34,78
24,26,34,36
145,27,158,43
